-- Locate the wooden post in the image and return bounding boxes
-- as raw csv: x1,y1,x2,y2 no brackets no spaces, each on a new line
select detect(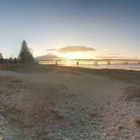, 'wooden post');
107,61,111,65
94,62,98,65
76,61,79,65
